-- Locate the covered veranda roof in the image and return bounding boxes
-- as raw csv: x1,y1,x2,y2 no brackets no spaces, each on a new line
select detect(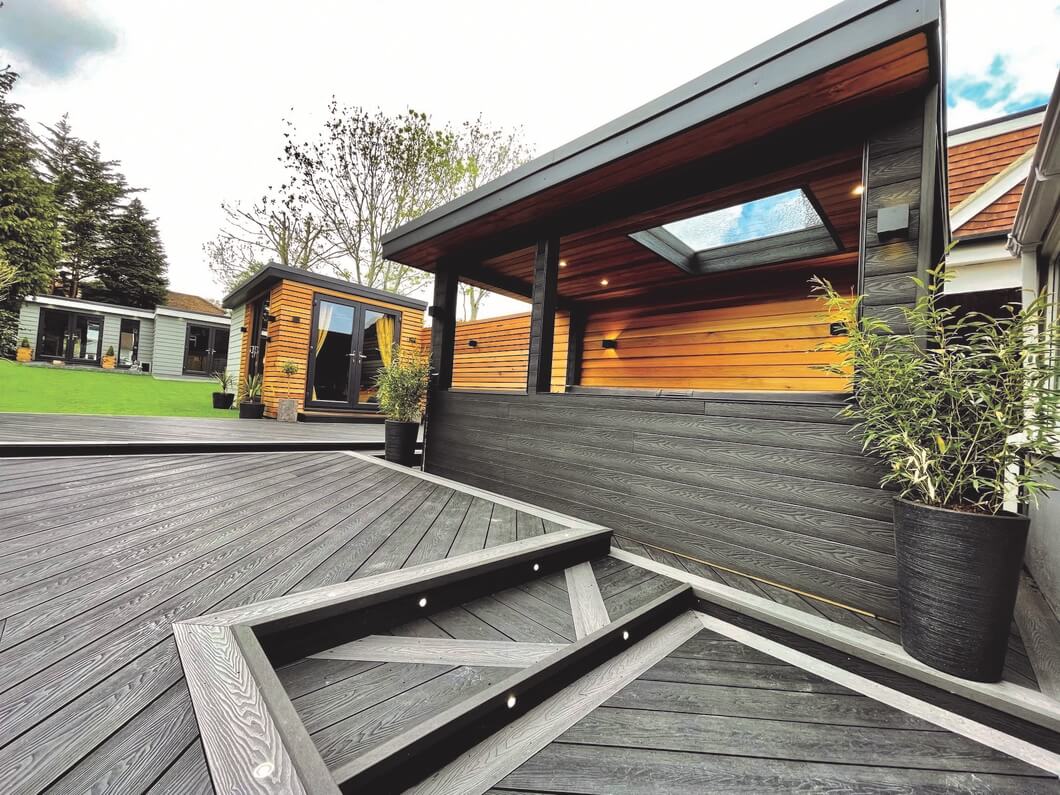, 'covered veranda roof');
382,0,943,306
